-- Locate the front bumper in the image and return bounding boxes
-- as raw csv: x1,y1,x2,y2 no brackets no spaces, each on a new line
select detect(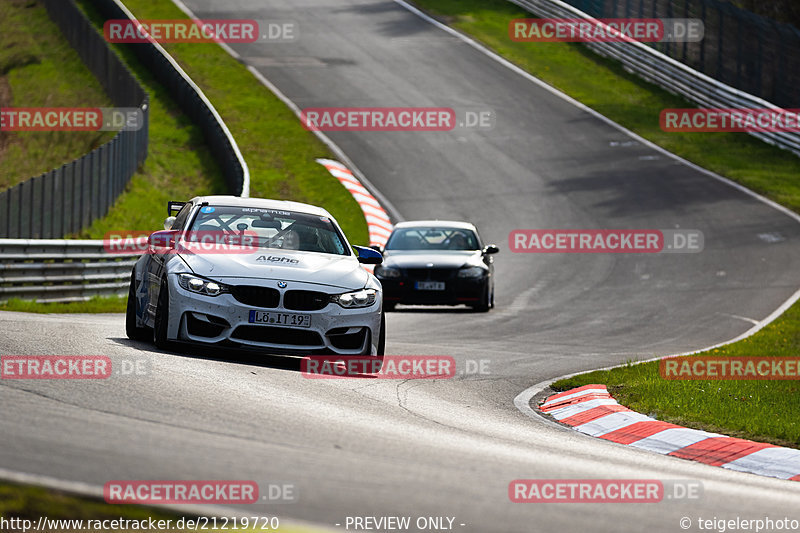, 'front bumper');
379,275,487,305
165,275,382,355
